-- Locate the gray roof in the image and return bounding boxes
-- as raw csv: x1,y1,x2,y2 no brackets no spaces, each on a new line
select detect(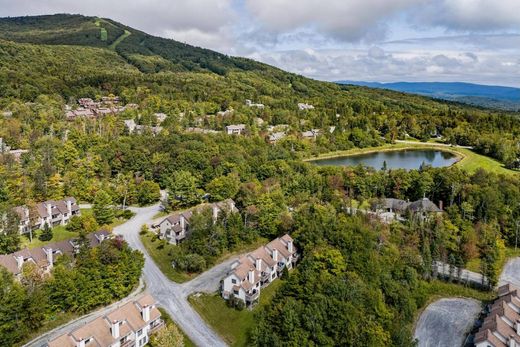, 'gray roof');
408,198,442,213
